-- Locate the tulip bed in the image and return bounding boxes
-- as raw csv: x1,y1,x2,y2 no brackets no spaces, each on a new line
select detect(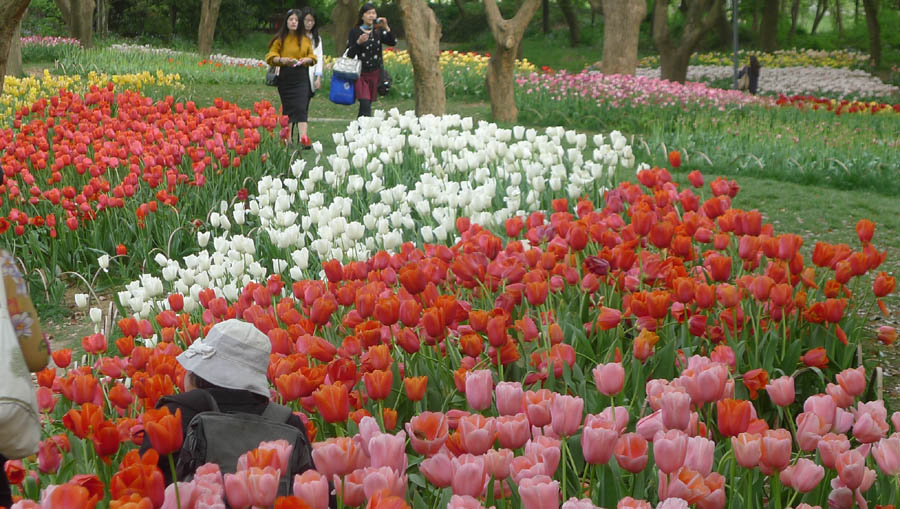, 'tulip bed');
3,105,898,509
20,36,81,62
0,85,290,289
639,49,871,70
